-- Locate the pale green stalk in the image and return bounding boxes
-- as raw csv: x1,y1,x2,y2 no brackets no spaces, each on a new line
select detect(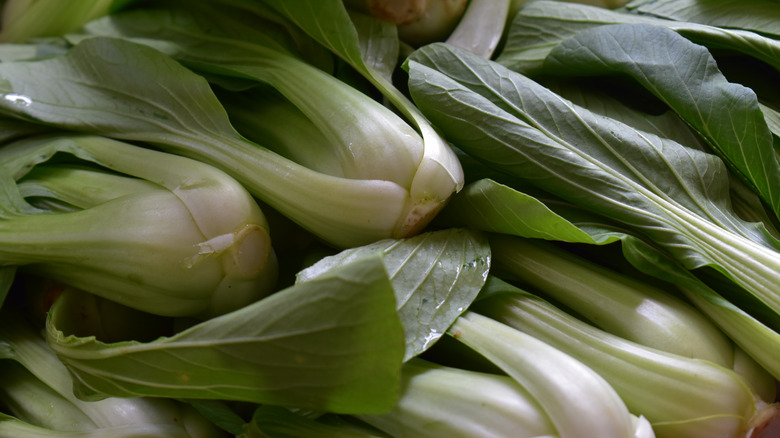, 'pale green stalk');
445,0,511,58
489,235,735,364
0,362,96,431
449,311,641,438
74,5,455,245
476,291,764,438
358,359,557,438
